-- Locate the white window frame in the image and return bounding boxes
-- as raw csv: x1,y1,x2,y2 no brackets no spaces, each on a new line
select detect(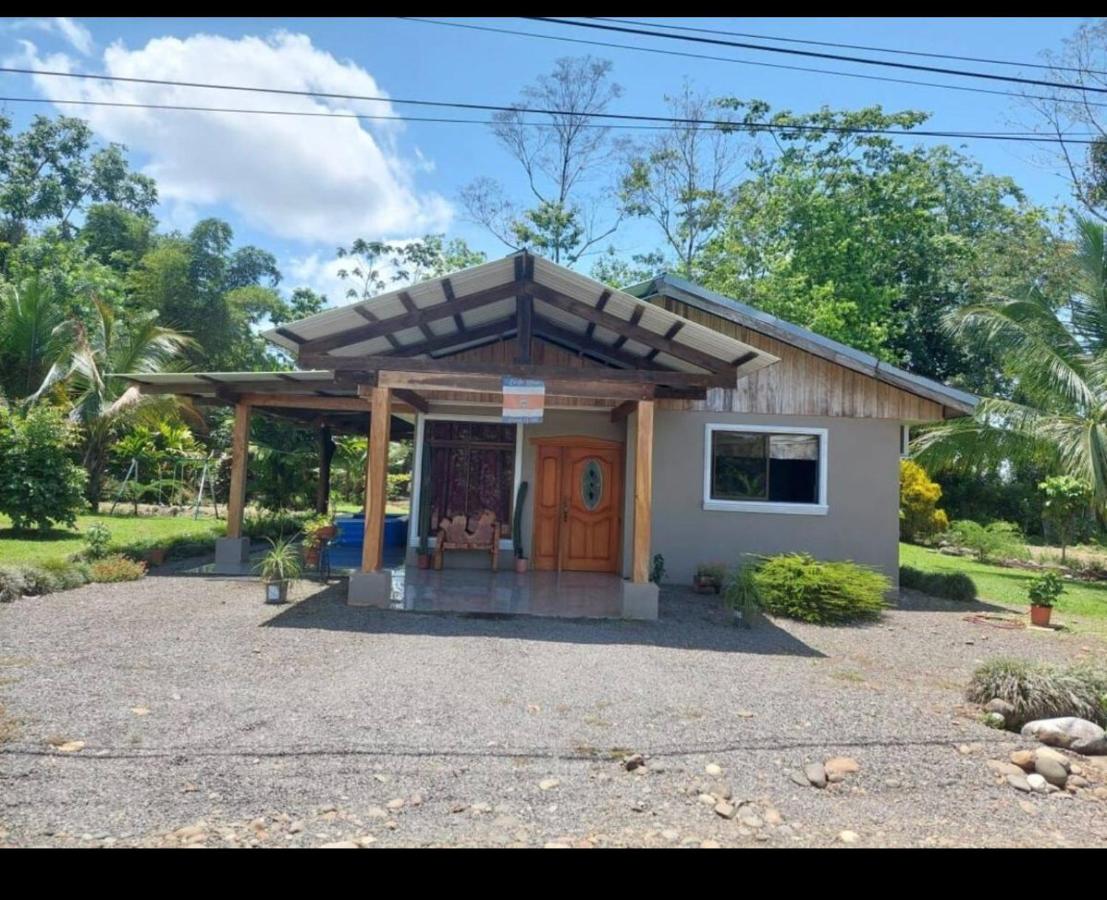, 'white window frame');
702,423,829,516
899,424,911,458
408,412,523,551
